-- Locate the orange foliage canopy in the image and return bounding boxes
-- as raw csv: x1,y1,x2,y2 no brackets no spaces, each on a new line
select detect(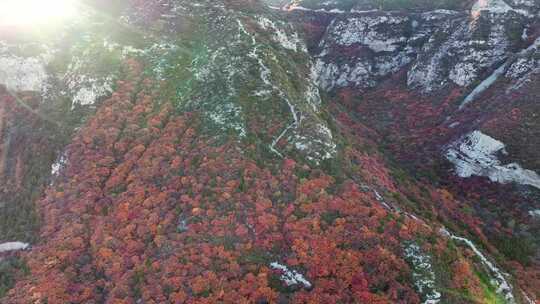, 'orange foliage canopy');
5,60,427,303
